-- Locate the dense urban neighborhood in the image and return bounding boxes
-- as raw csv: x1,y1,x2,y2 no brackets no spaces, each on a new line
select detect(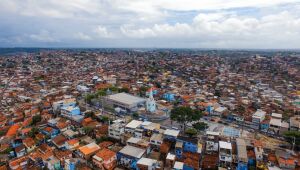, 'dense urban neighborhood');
0,49,300,170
